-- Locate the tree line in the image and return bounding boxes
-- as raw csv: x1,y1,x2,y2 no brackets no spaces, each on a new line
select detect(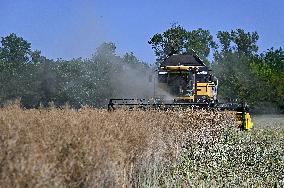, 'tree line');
0,34,151,108
1,26,283,113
